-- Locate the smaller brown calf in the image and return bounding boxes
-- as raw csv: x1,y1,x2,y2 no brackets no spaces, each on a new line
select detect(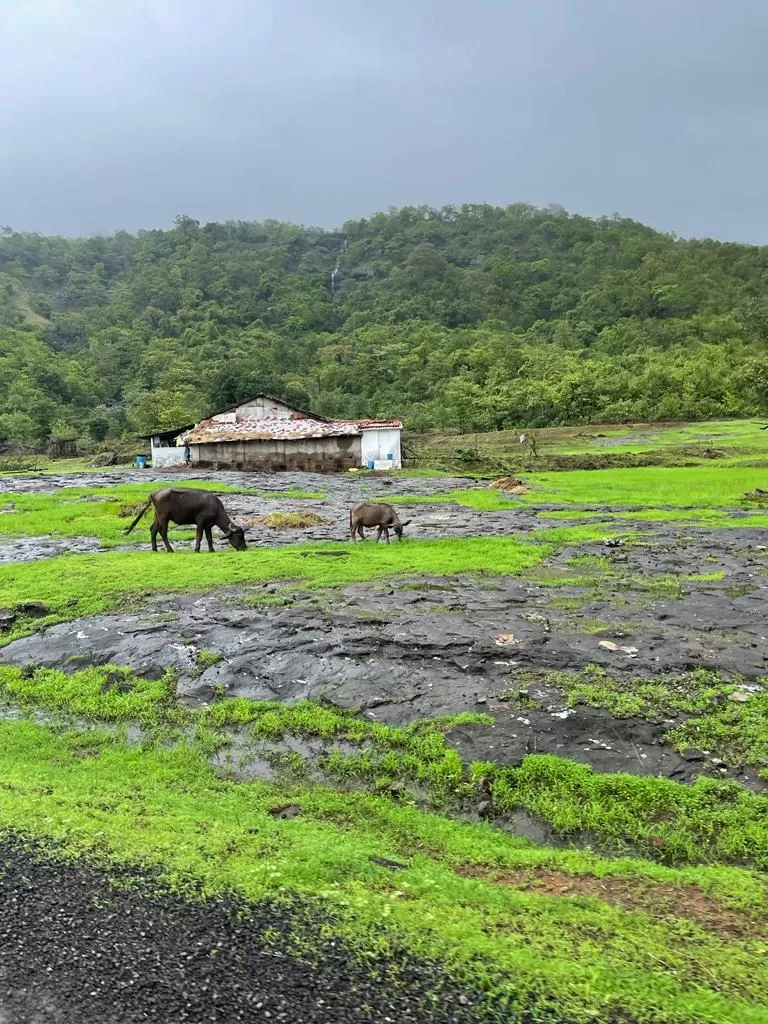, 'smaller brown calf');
349,502,412,543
